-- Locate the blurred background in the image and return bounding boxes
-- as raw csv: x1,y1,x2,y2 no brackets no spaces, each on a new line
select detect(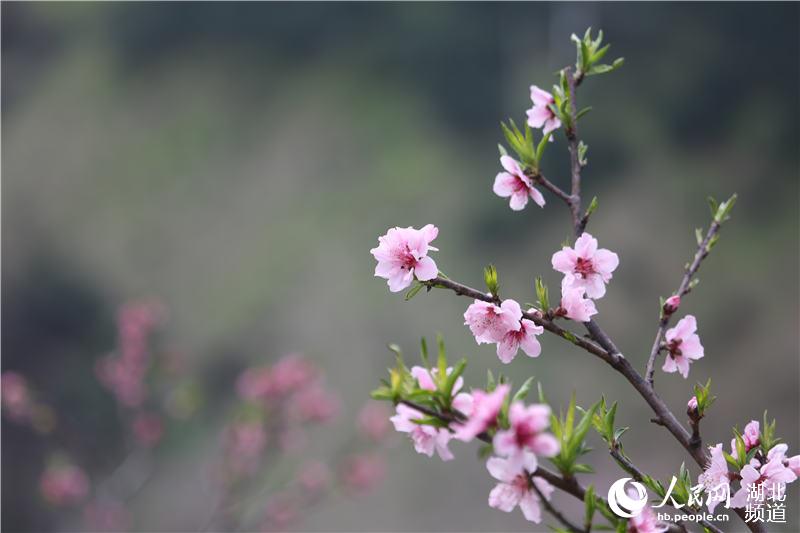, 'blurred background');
3,3,798,532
